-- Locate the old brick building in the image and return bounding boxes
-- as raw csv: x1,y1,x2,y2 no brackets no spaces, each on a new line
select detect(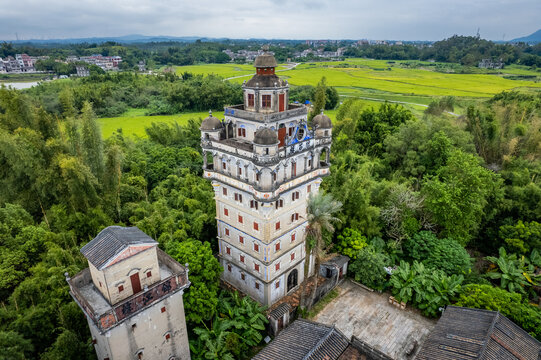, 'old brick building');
200,51,332,306
67,226,191,360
